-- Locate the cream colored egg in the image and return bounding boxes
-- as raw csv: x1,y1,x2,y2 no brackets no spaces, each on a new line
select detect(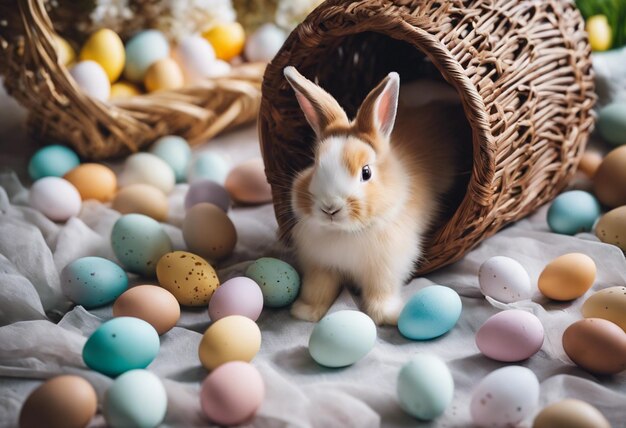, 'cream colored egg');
198,315,261,370
225,158,272,204
144,58,185,92
595,206,626,251
156,251,220,306
182,203,237,261
582,286,626,331
53,34,75,66
112,184,169,221
79,28,125,82
119,153,175,194
538,253,596,301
